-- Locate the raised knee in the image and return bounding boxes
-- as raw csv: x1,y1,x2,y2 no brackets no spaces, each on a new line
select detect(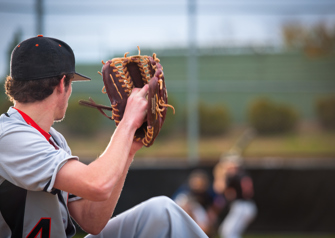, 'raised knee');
147,196,174,208
143,196,177,216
